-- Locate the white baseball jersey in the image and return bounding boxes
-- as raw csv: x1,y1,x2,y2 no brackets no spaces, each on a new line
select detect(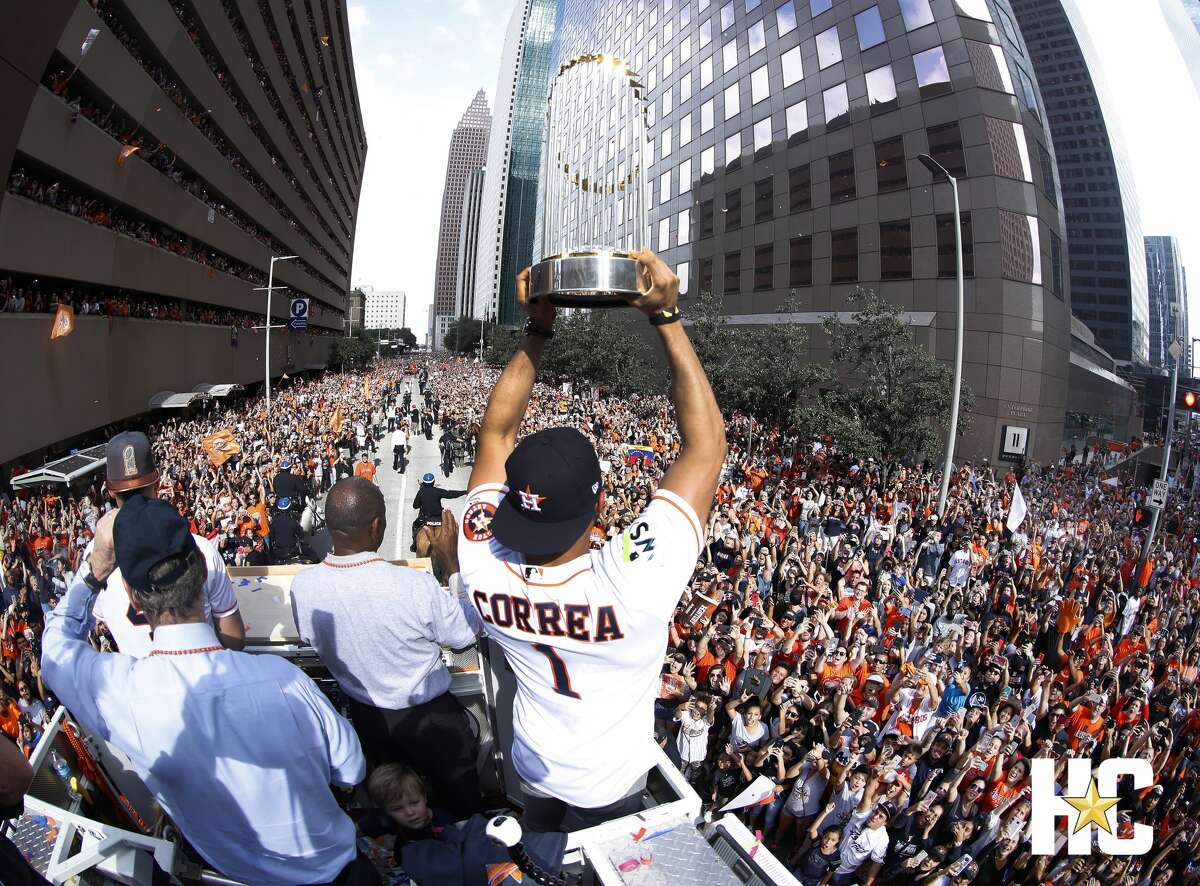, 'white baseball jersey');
88,534,239,659
458,483,702,808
